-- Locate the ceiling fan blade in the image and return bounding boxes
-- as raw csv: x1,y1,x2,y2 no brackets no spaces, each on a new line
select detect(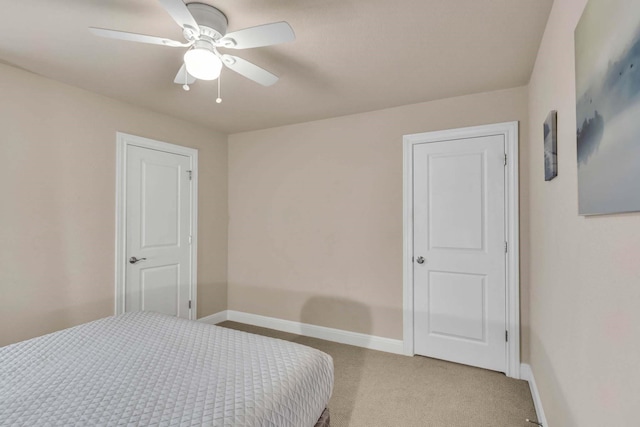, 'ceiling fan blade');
157,0,200,33
218,22,295,49
89,27,189,47
221,55,279,86
174,63,196,85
